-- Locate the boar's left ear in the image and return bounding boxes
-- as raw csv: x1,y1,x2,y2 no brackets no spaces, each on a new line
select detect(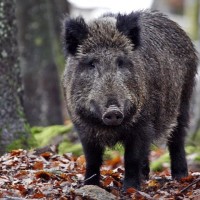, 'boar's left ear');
63,17,88,55
116,12,141,49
